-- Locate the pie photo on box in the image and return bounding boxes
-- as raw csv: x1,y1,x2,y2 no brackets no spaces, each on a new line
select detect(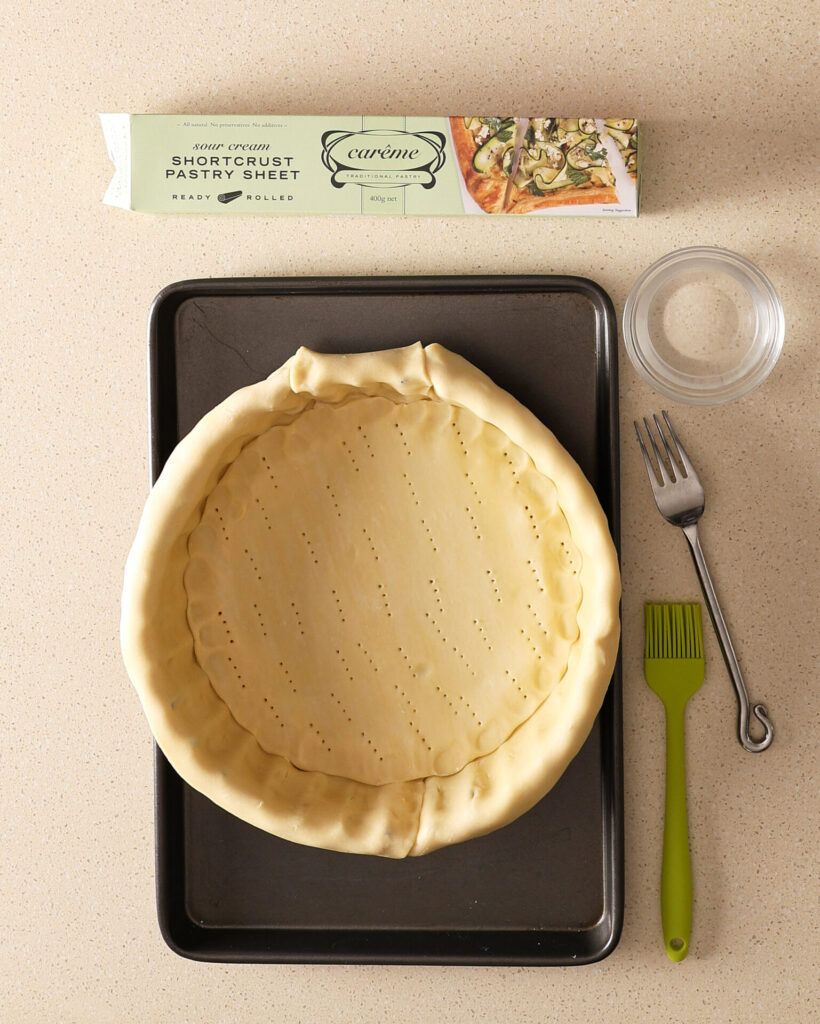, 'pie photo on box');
121,344,621,857
449,116,637,213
